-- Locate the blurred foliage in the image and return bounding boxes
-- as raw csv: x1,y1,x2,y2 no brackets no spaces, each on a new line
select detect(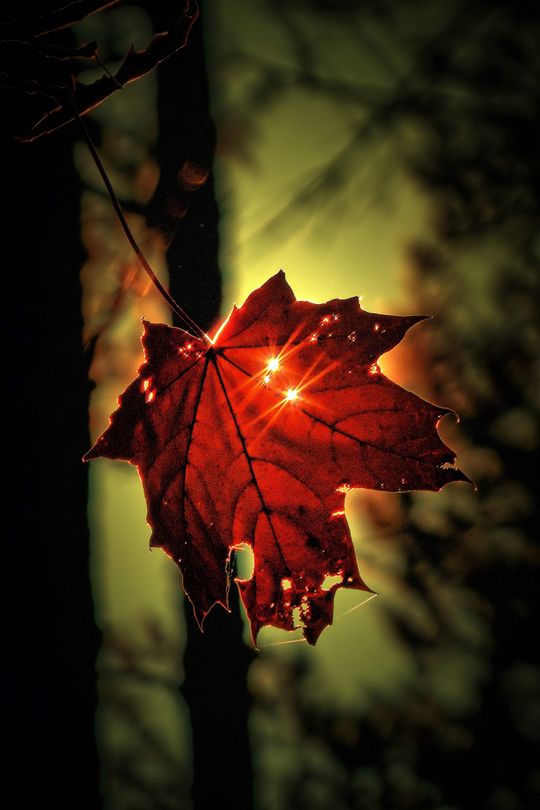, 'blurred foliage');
230,1,540,809
98,619,190,810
